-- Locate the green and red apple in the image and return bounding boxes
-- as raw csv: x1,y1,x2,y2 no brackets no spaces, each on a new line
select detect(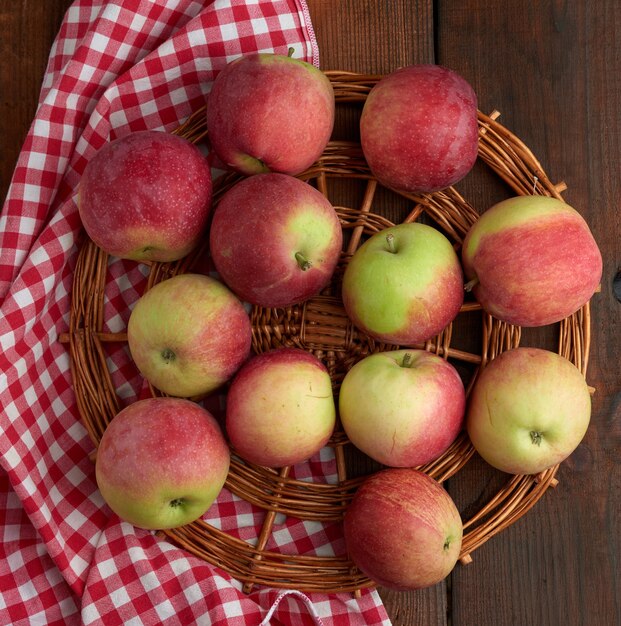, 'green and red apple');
462,195,602,326
342,223,464,345
95,397,230,530
78,130,212,262
339,350,465,467
344,469,463,590
209,173,342,308
466,347,592,474
360,64,479,193
206,51,334,175
225,348,336,468
127,273,251,398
